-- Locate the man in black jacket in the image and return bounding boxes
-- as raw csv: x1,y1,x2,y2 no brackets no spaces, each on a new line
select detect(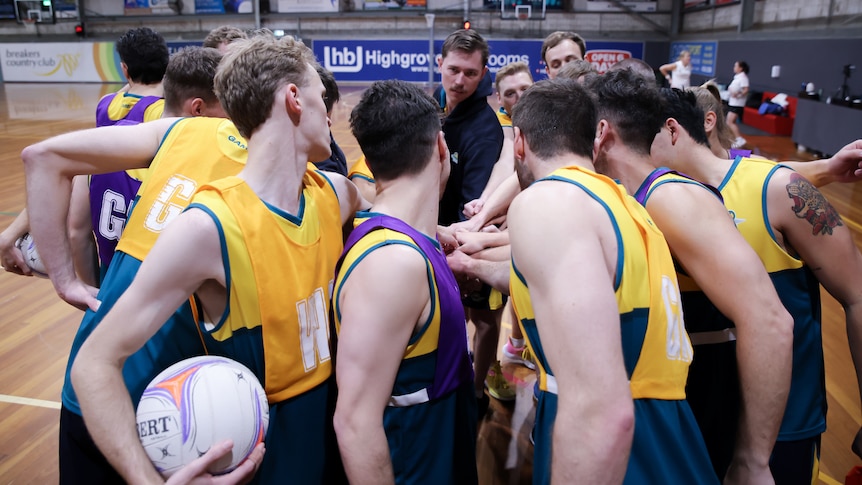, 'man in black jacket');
435,29,503,226
435,29,505,418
